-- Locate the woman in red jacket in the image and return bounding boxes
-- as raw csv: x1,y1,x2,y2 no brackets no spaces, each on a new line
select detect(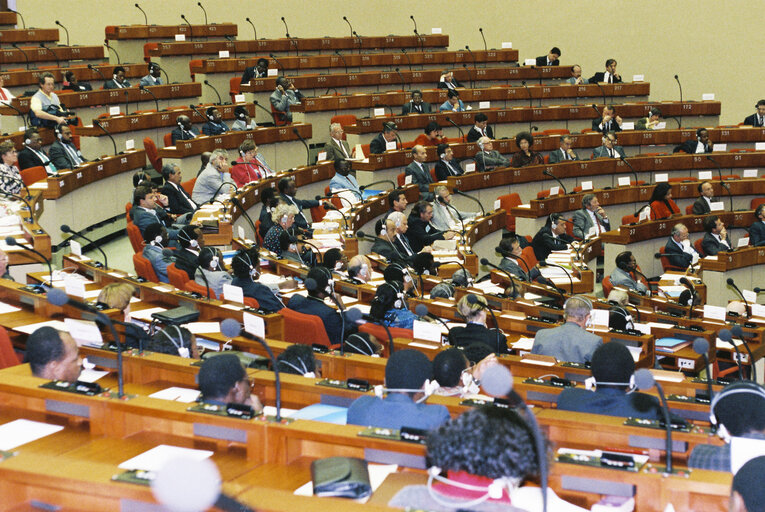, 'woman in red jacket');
648,182,680,220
